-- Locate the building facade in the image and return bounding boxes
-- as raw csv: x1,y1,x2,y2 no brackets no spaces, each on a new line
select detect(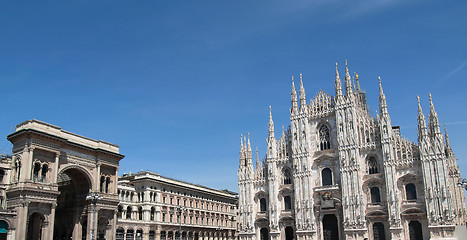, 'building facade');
238,62,467,240
0,120,238,240
115,171,237,240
